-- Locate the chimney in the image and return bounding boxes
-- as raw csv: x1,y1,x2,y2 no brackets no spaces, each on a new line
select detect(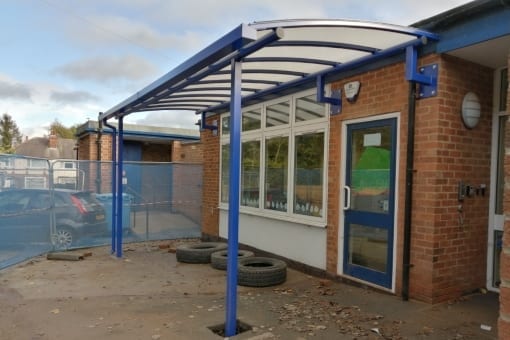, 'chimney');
49,132,58,148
